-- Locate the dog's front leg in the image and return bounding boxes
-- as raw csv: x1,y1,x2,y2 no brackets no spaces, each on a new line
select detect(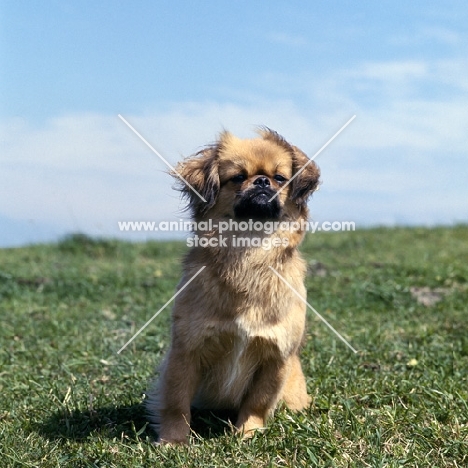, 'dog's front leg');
157,347,200,445
235,358,288,437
